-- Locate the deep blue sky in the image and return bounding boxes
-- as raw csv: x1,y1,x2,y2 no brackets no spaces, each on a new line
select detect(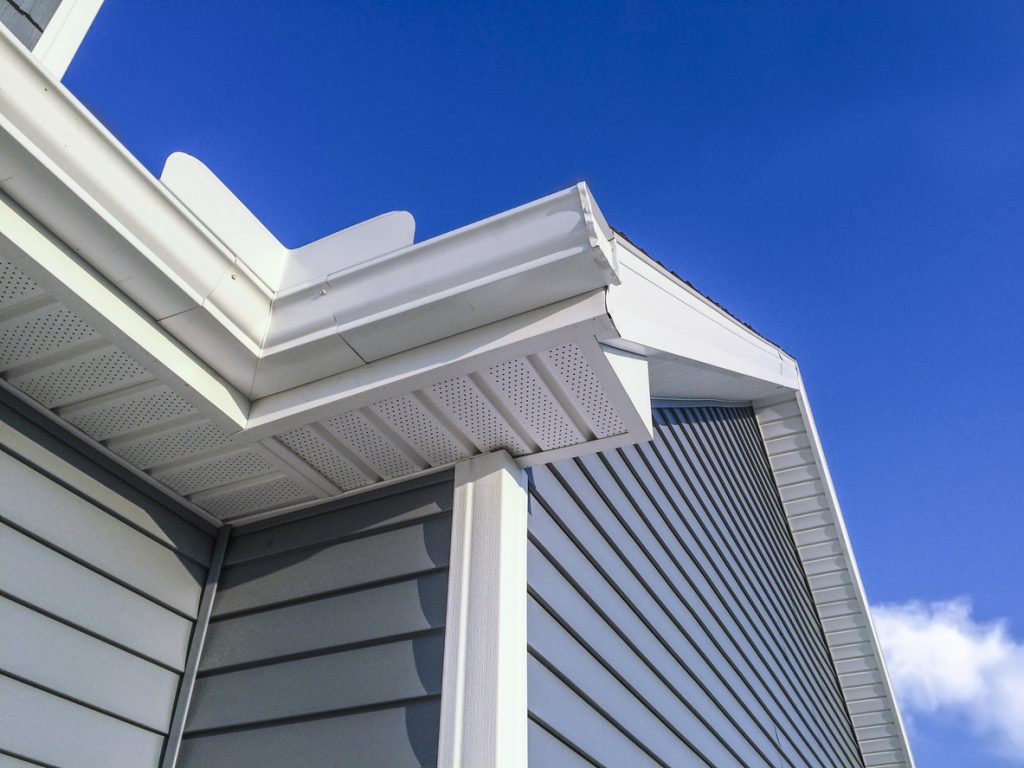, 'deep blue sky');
66,2,1023,764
